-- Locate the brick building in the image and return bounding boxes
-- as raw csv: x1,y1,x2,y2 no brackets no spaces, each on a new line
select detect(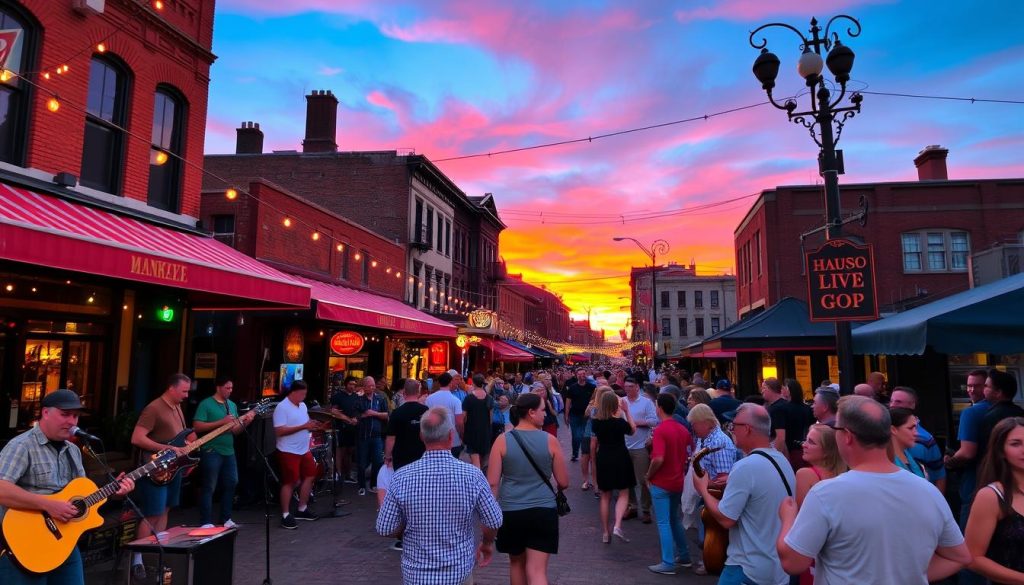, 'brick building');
204,92,505,314
500,275,571,343
0,0,310,475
